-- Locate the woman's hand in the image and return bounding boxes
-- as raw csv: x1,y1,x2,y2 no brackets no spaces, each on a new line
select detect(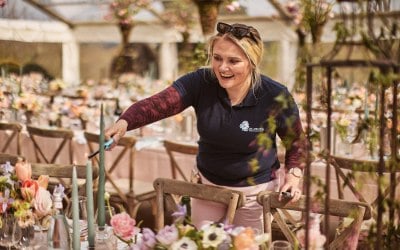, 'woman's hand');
279,172,302,202
104,119,128,149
